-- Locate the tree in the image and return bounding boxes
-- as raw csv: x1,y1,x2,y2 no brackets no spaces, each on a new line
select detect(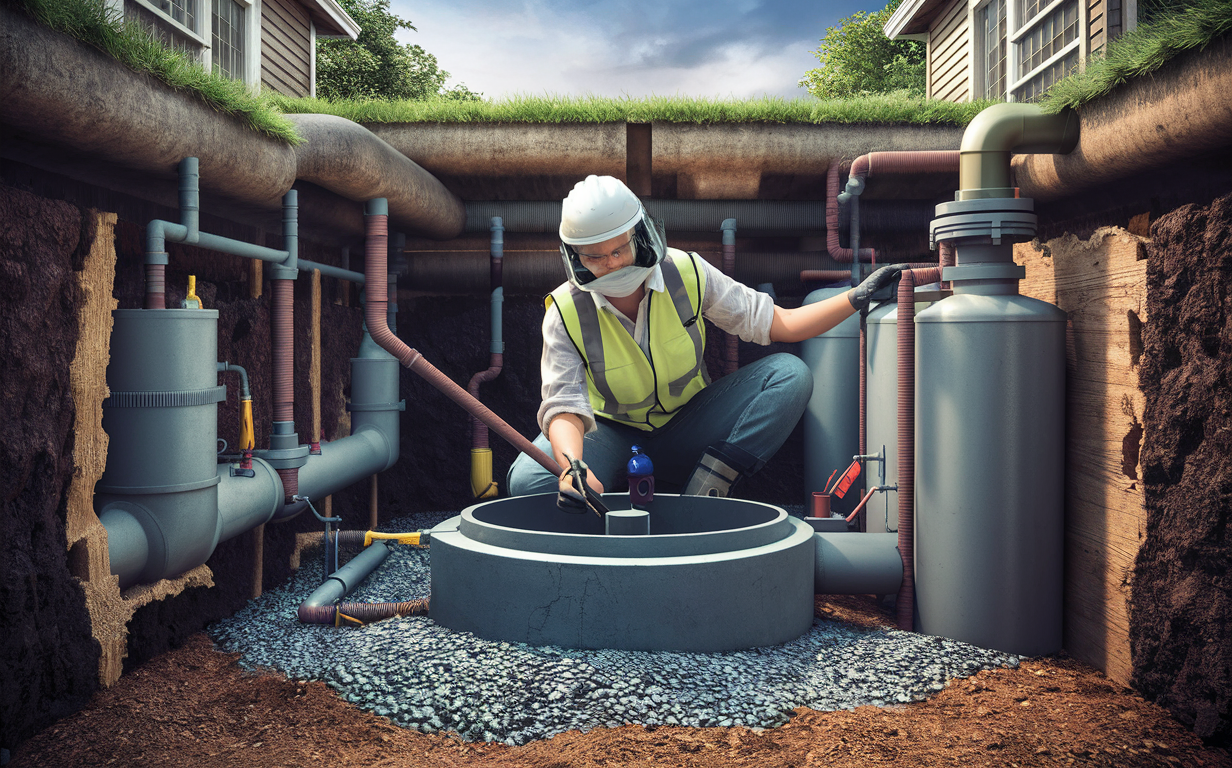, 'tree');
798,0,925,99
316,0,480,101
